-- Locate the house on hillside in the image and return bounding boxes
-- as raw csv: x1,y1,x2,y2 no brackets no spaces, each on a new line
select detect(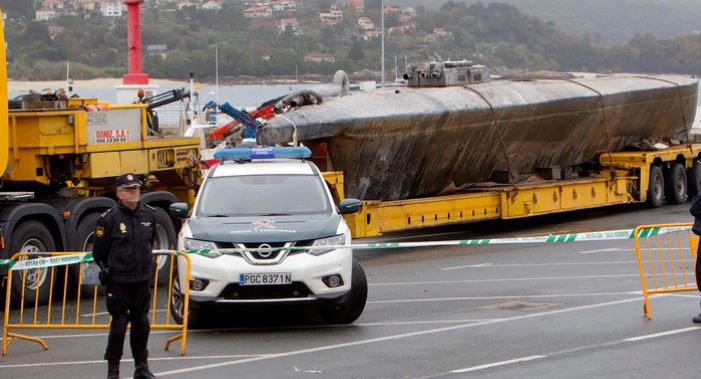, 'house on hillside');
399,15,416,29
425,27,453,42
347,0,364,14
364,29,382,39
357,17,374,30
176,1,197,10
319,9,343,25
75,0,98,12
47,25,65,39
35,8,58,21
243,5,272,18
305,52,336,63
42,0,64,10
101,1,127,17
270,1,297,12
278,17,302,35
147,44,169,57
402,7,416,17
384,6,401,14
202,1,222,10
